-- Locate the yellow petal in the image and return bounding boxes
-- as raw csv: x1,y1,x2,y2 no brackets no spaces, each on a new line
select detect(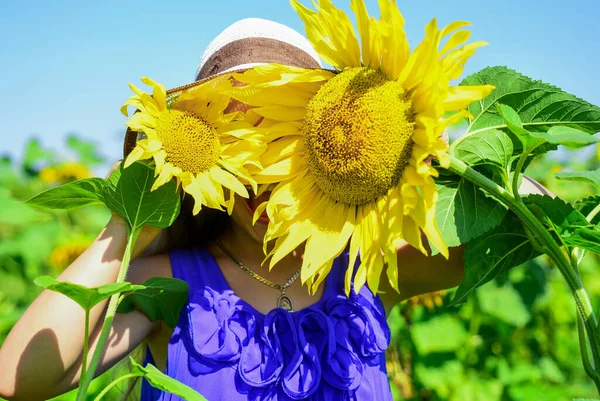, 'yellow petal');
124,146,145,168
151,163,175,191
253,154,306,184
181,175,205,215
141,77,167,111
196,171,225,211
378,0,410,80
351,0,375,68
443,85,495,111
346,207,363,296
253,105,306,121
209,166,249,198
